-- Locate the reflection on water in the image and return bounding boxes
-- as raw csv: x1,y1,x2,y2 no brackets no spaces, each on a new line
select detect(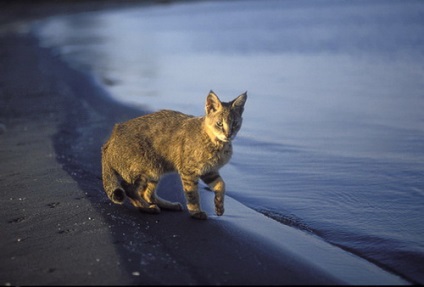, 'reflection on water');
35,0,424,283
